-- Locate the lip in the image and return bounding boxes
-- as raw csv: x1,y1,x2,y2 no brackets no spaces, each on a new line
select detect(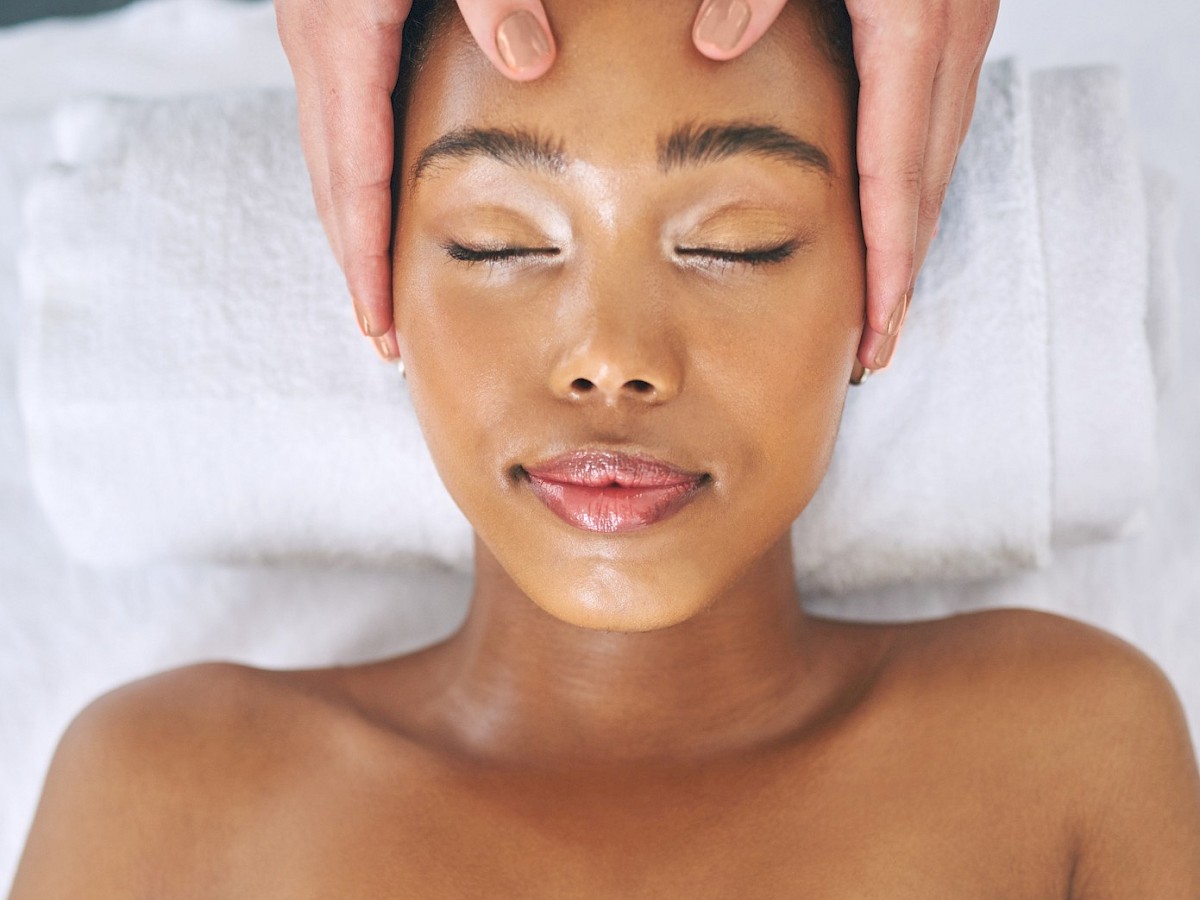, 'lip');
521,449,710,534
